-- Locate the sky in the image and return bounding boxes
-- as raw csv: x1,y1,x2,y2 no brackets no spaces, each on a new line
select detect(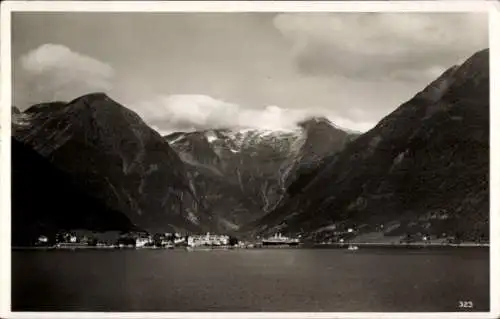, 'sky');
11,12,488,134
